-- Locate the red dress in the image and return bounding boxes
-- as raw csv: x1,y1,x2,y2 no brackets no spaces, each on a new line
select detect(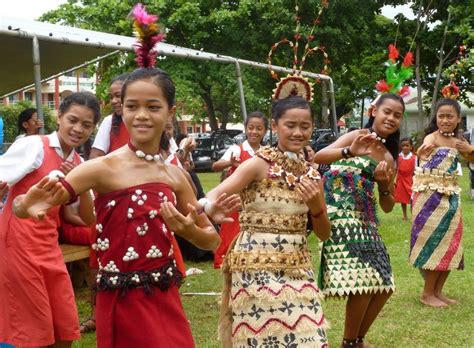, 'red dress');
394,152,416,204
93,183,194,348
213,144,253,268
0,136,81,346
